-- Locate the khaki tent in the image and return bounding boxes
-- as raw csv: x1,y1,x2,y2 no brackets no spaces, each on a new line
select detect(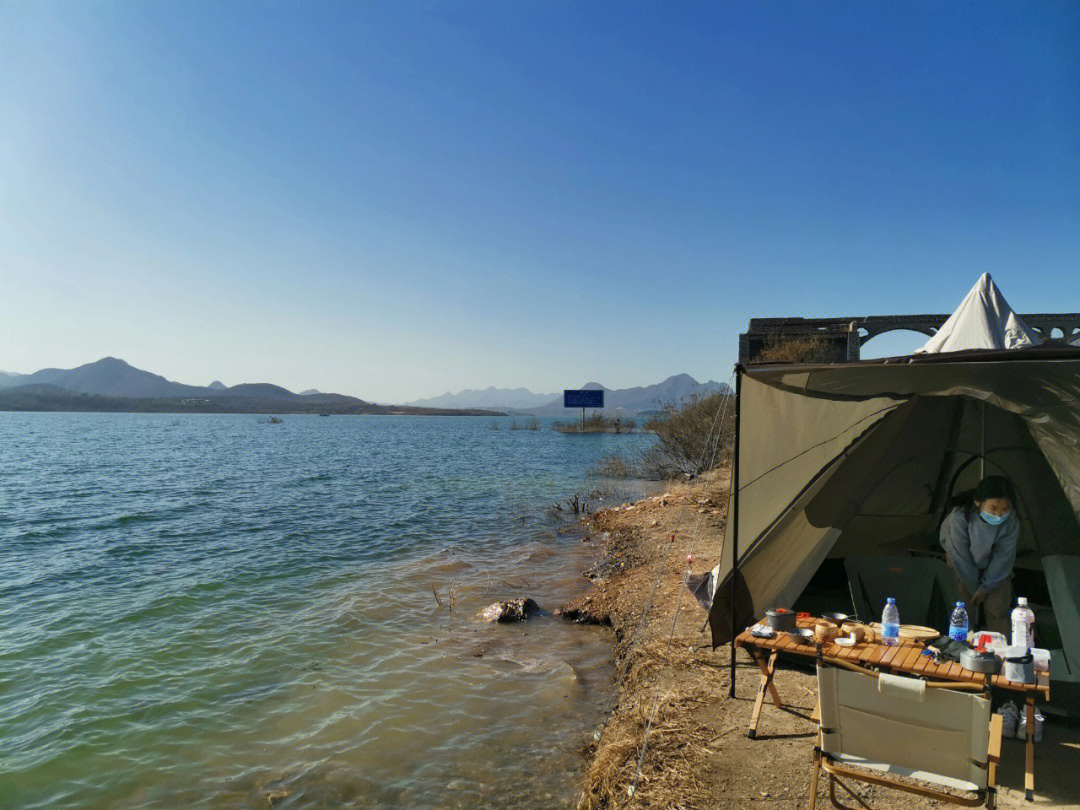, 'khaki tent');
708,345,1080,712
